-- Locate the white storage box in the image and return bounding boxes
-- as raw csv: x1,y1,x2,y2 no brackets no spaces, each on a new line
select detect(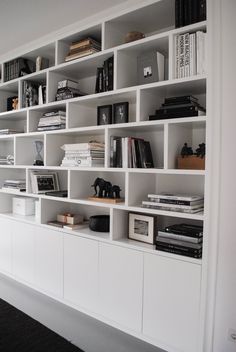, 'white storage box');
13,197,35,216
